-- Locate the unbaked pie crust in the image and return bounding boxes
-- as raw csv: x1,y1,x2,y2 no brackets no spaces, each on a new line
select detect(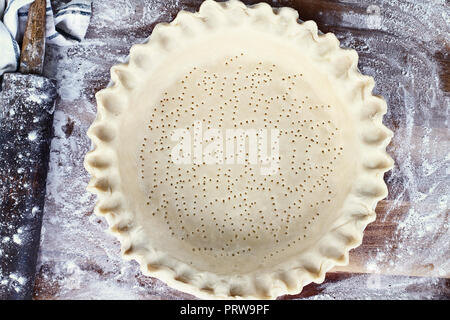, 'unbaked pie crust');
85,0,393,299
